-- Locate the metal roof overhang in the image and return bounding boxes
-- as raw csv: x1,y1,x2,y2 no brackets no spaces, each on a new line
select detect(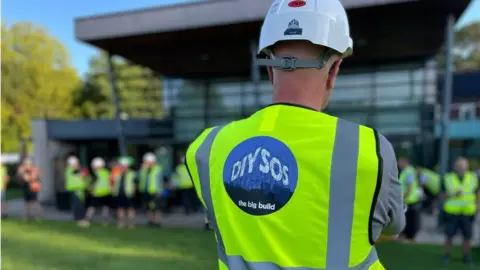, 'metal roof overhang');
75,0,471,79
